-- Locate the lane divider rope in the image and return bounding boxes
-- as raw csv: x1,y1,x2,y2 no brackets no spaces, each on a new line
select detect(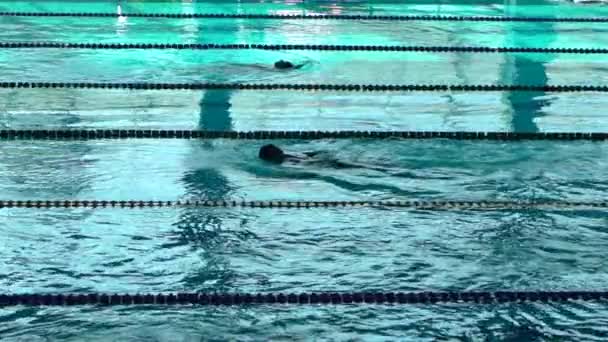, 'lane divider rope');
1,200,606,210
0,130,607,141
3,42,607,54
1,82,608,92
1,12,607,22
1,291,606,307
